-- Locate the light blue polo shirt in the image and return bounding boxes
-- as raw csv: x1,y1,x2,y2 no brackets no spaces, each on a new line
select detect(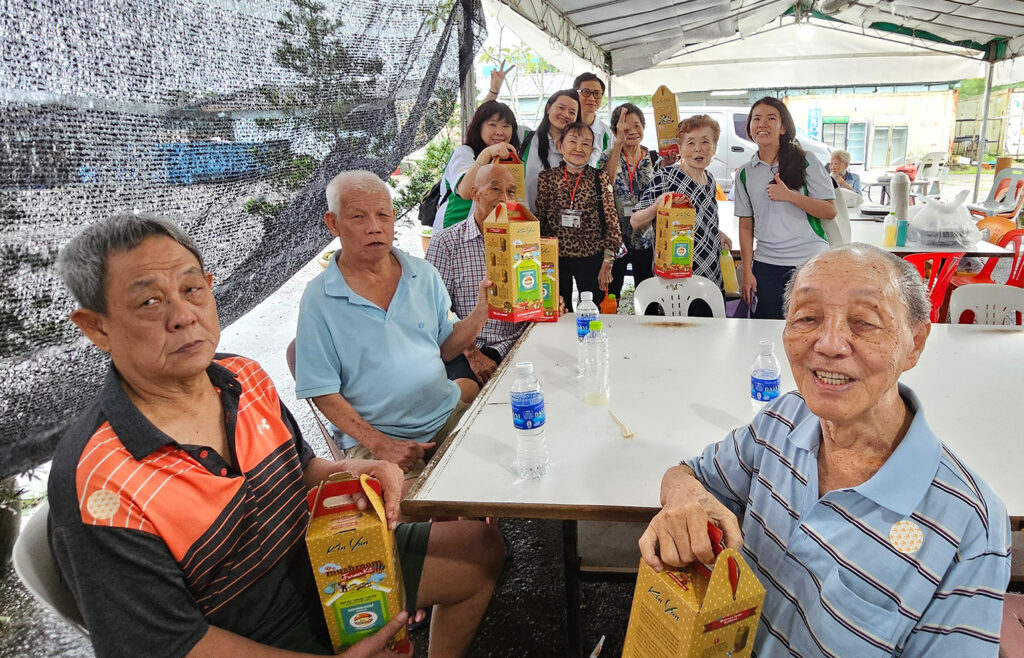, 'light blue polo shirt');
294,249,459,449
733,151,835,266
686,385,1010,657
